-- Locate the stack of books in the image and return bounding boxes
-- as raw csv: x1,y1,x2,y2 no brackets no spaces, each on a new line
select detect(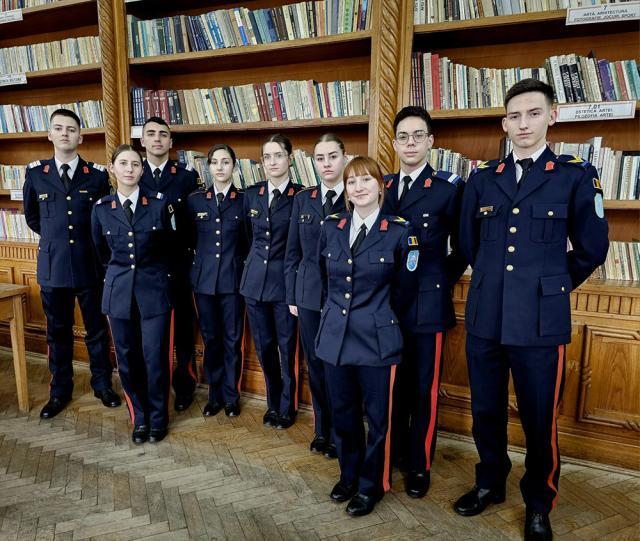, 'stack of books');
591,241,640,282
1,0,58,9
131,80,369,126
427,148,481,180
0,100,103,133
0,36,101,74
127,0,372,57
0,164,25,189
411,52,640,110
0,210,38,241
